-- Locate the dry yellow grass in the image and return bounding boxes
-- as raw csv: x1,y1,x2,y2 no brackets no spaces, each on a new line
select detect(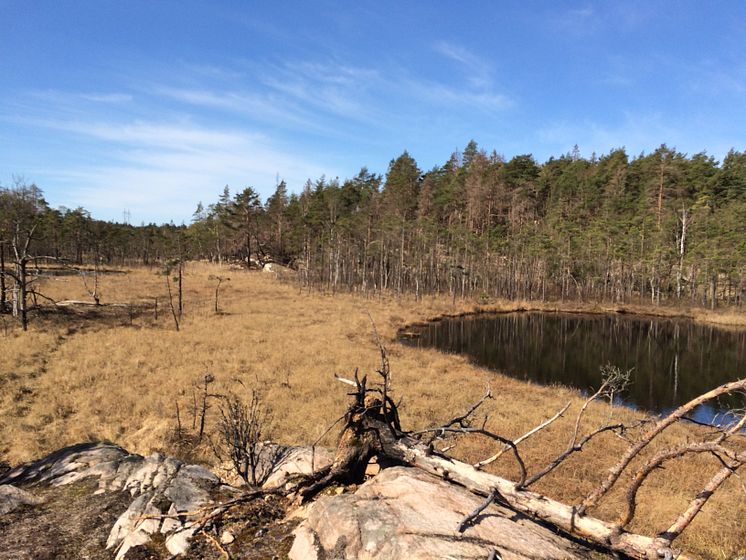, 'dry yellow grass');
0,262,743,558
